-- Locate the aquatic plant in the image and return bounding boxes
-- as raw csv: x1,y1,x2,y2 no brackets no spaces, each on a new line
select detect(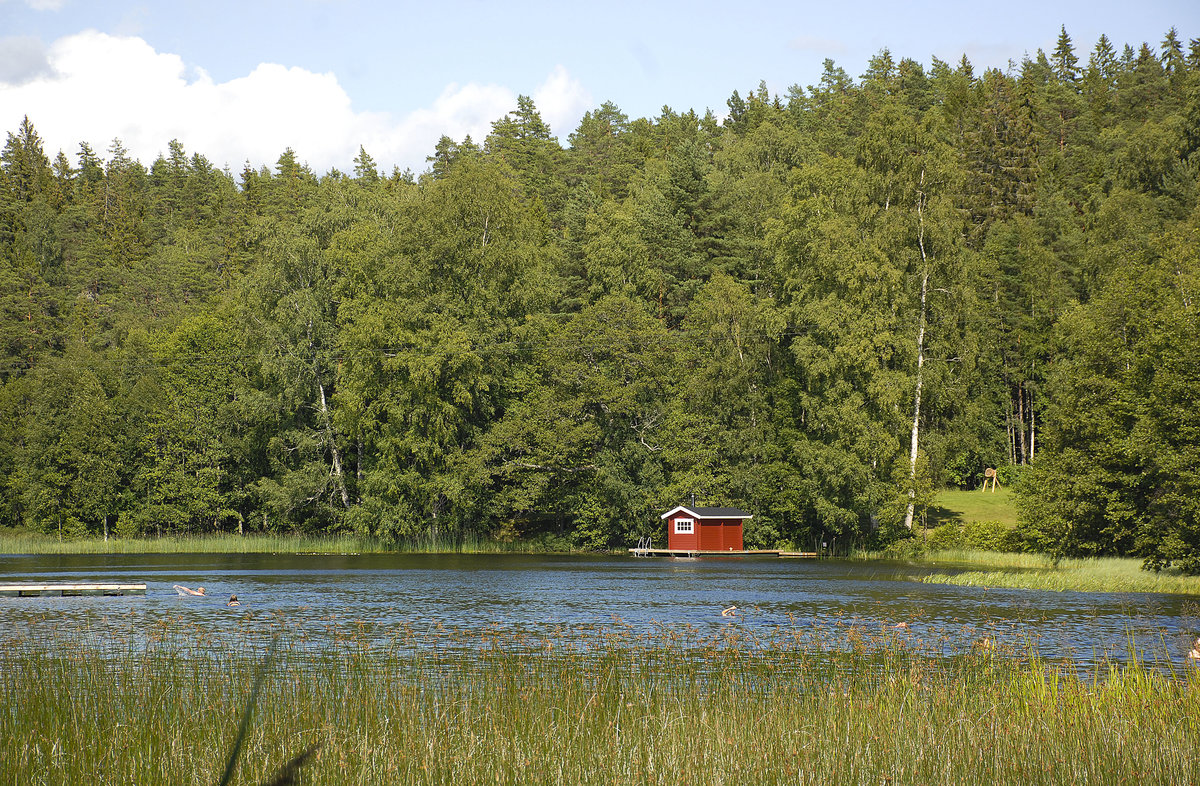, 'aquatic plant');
3,620,1198,784
921,556,1200,594
0,529,575,556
